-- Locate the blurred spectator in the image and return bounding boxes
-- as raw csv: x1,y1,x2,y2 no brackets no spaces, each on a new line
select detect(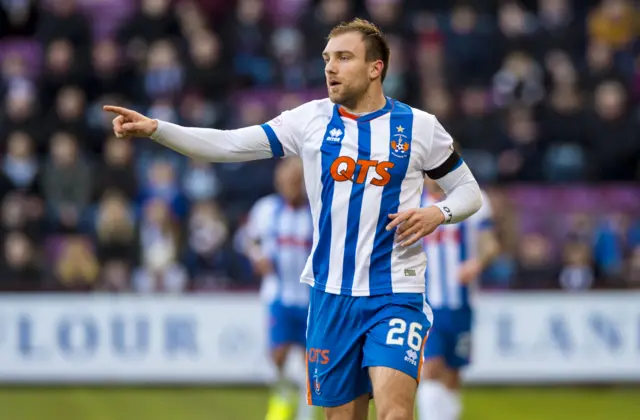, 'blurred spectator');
581,40,628,91
147,97,180,123
87,38,133,103
363,0,410,39
514,233,559,289
132,262,188,294
134,198,187,293
41,132,93,233
36,0,92,53
0,192,43,241
49,235,100,292
495,1,538,58
0,231,42,291
455,85,501,182
266,0,313,26
588,0,638,51
584,80,638,180
182,160,220,202
493,51,545,108
138,158,188,219
421,86,454,127
271,26,308,90
184,29,231,103
1,52,34,97
97,259,133,293
39,39,87,109
457,85,500,152
497,107,543,181
179,92,225,129
302,0,352,74
2,131,39,193
175,1,210,39
0,232,43,292
0,0,39,38
224,0,275,87
559,241,596,290
441,4,494,86
535,0,584,61
565,212,593,244
0,85,41,149
94,135,138,201
117,0,180,65
184,200,232,290
540,84,587,182
544,49,579,88
94,190,138,265
44,85,91,152
143,40,184,103
415,13,446,91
